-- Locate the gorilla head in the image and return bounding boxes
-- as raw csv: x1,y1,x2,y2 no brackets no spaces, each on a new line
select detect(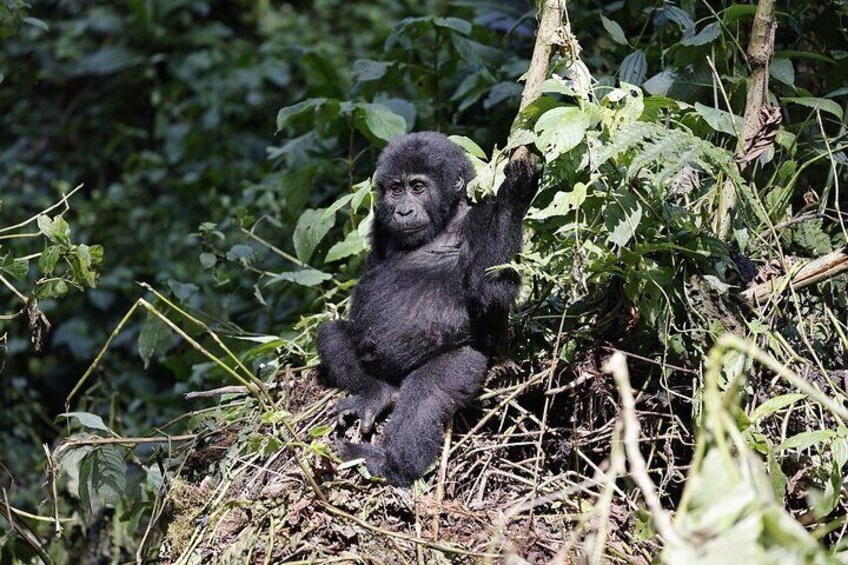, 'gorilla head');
373,132,476,249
